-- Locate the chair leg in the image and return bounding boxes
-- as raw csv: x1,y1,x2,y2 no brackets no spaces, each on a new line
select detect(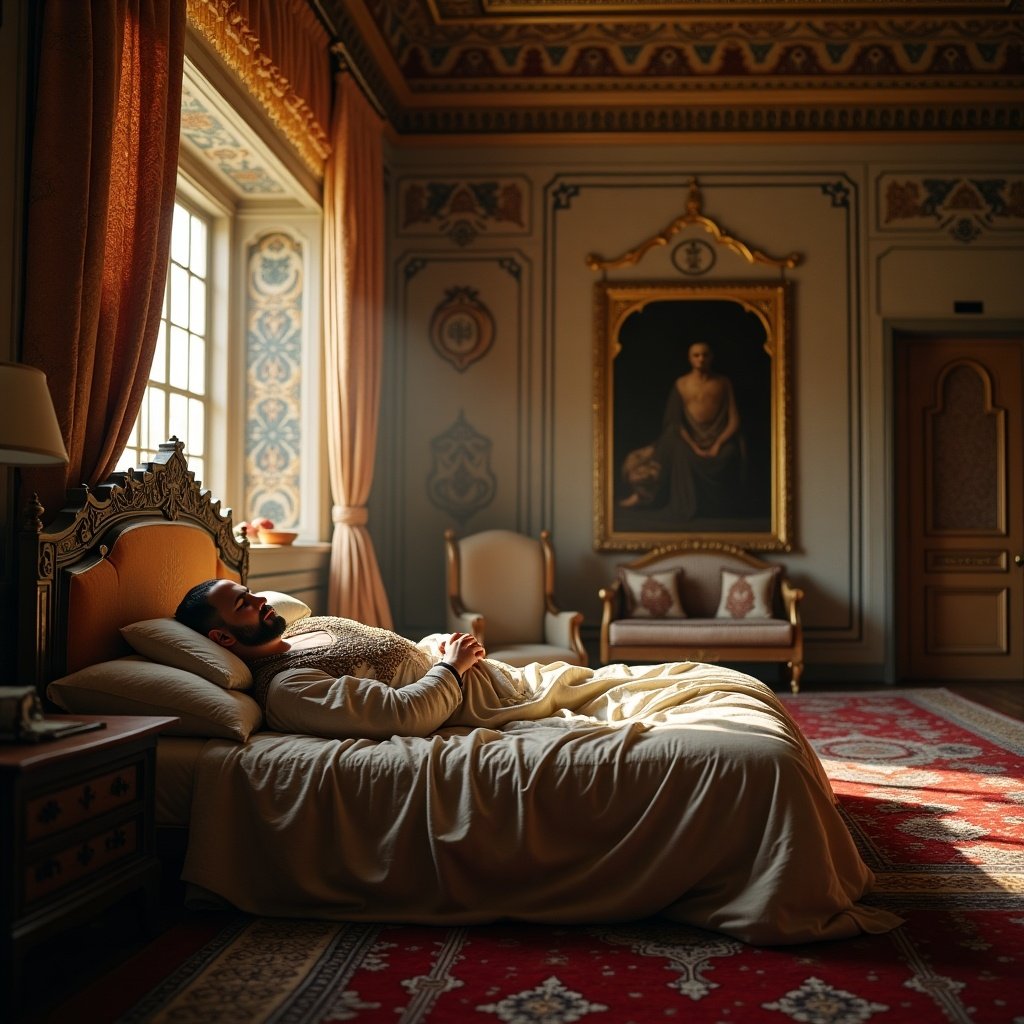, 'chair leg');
787,660,803,694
